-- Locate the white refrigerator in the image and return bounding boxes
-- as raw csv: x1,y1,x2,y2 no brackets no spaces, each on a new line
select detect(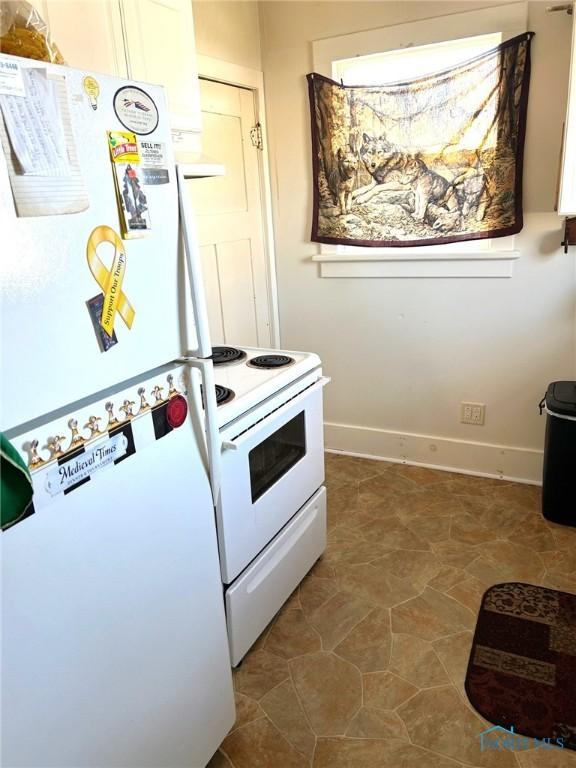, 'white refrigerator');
0,55,234,767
